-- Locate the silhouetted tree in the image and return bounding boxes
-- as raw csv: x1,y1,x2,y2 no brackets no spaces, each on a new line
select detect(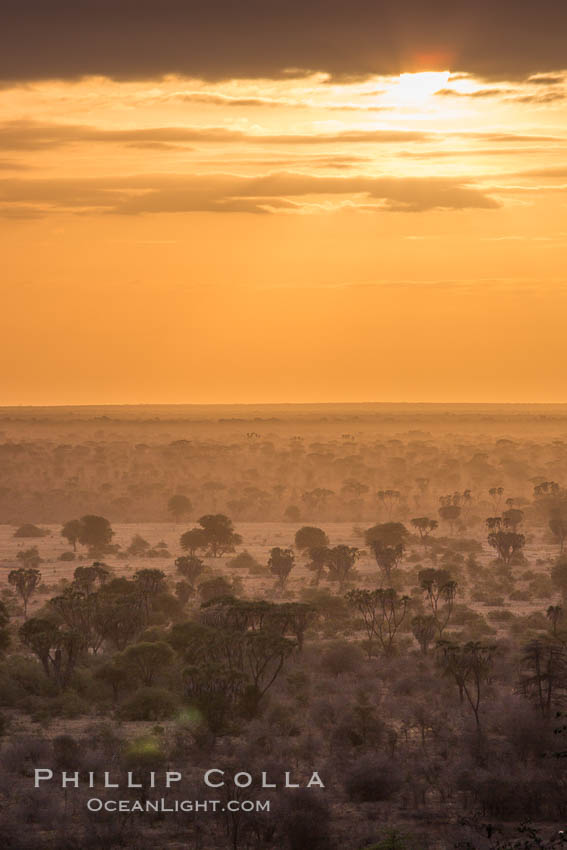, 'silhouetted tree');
410,516,438,547
517,638,567,716
419,568,458,637
167,494,192,523
325,545,359,591
120,641,174,687
488,530,525,565
268,547,295,589
61,519,83,551
8,566,41,618
294,526,329,552
438,640,496,728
